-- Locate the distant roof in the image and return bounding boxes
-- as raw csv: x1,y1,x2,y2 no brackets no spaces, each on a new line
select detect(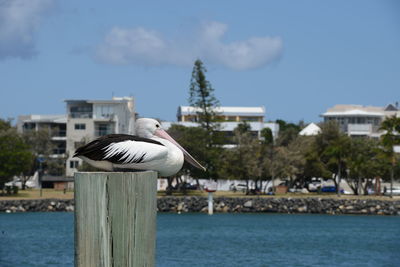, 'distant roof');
65,97,133,104
178,106,265,117
384,104,398,111
322,105,384,117
161,121,279,132
19,114,67,124
299,123,321,136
